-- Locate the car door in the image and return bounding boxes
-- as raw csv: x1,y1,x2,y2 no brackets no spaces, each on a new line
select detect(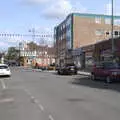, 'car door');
95,63,104,79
